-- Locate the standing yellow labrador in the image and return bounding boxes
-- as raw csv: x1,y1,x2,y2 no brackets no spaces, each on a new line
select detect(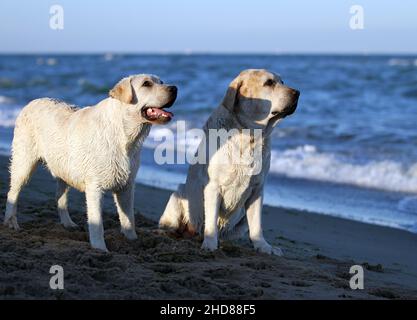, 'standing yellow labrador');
160,69,299,255
4,74,177,251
